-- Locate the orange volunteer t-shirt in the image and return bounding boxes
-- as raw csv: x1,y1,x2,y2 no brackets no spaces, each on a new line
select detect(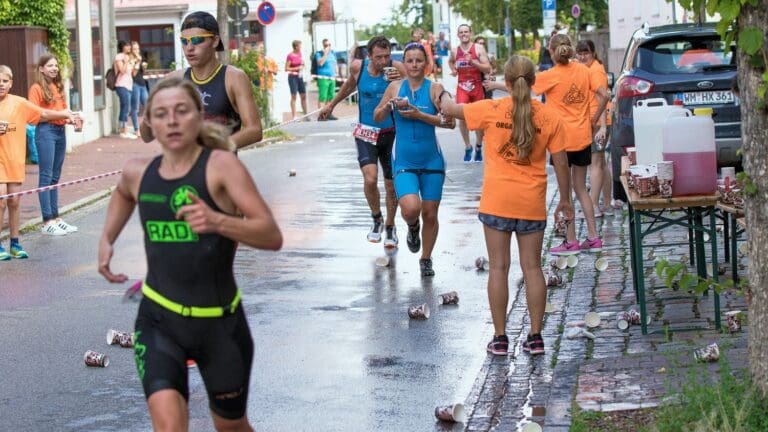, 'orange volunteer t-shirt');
463,97,567,221
532,61,595,151
0,94,43,182
586,61,607,123
28,83,68,126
